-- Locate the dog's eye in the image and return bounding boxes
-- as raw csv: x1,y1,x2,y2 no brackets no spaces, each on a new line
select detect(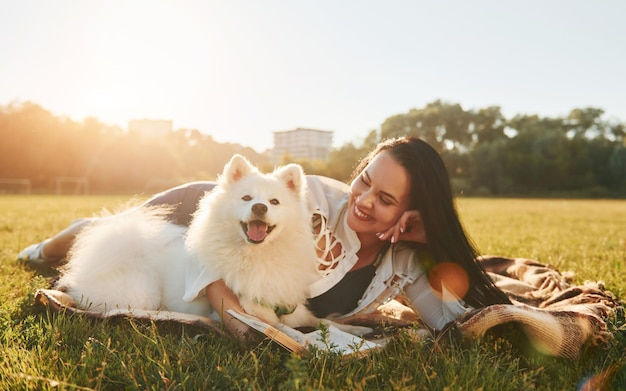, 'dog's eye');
269,199,279,205
242,195,252,201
